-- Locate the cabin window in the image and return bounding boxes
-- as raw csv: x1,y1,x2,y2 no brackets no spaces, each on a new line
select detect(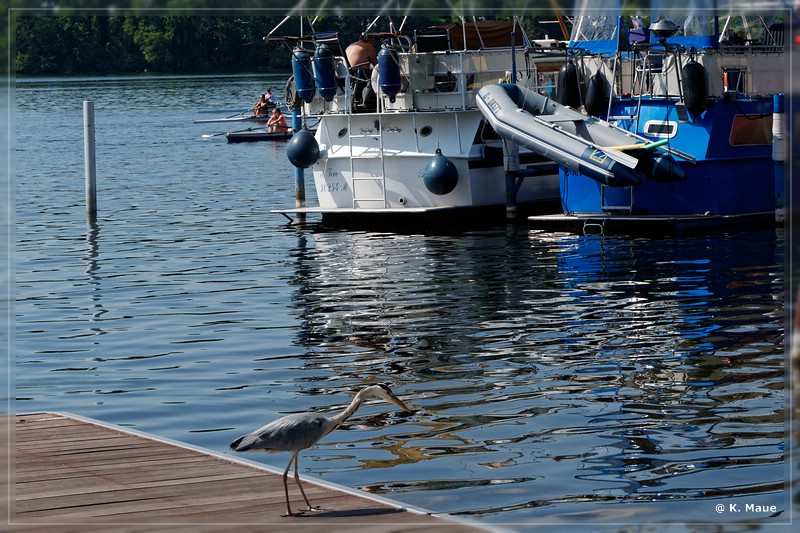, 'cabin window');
729,114,772,145
419,125,433,137
337,128,348,138
644,120,677,138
